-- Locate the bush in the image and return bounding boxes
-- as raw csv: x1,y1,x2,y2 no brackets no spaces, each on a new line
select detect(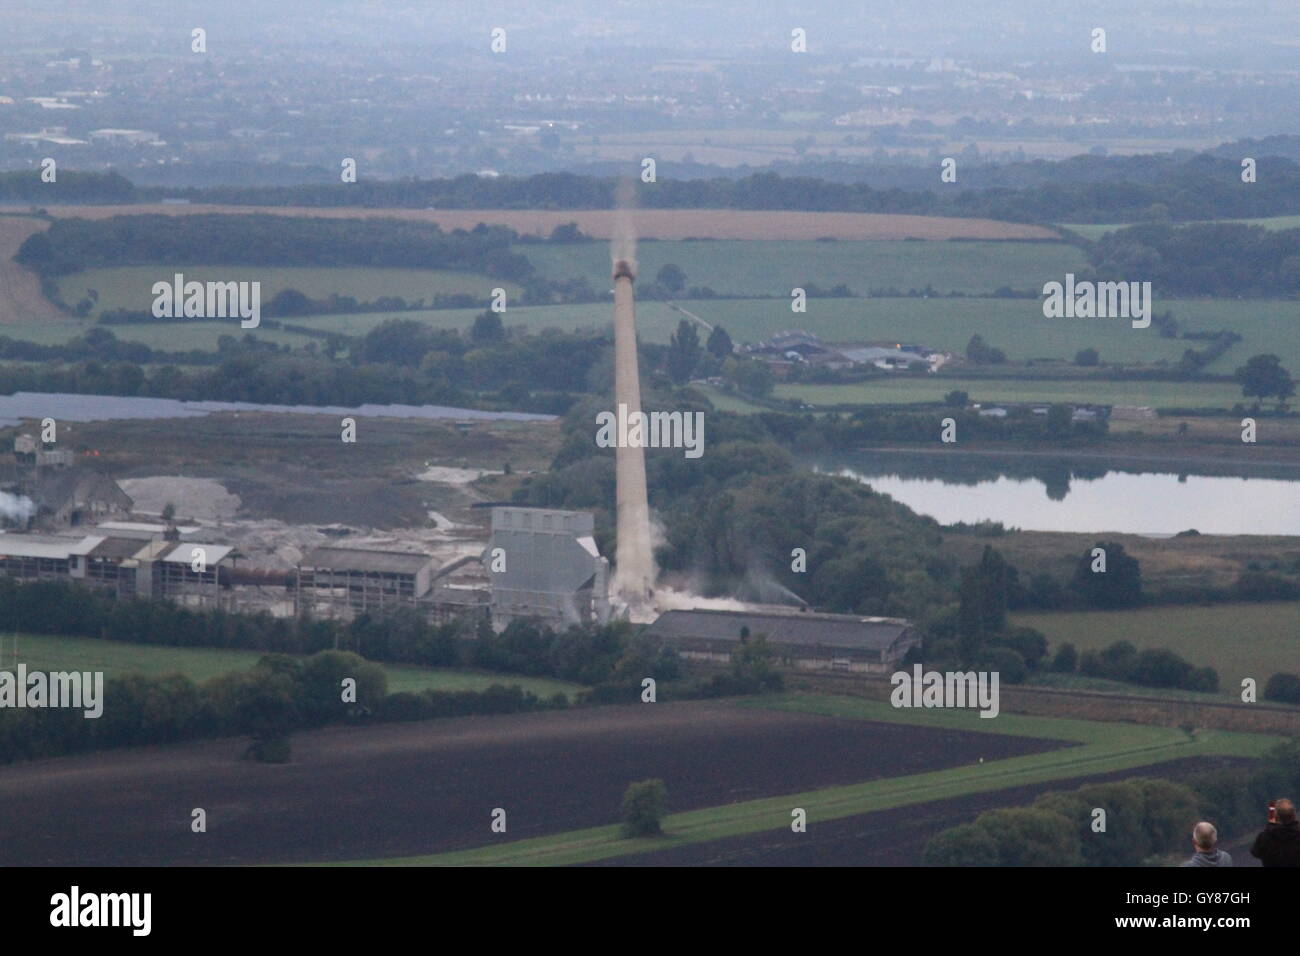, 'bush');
621,779,668,838
976,646,1028,685
1071,541,1143,608
972,807,1081,866
1050,642,1078,673
1264,672,1300,705
923,822,998,866
297,650,388,724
